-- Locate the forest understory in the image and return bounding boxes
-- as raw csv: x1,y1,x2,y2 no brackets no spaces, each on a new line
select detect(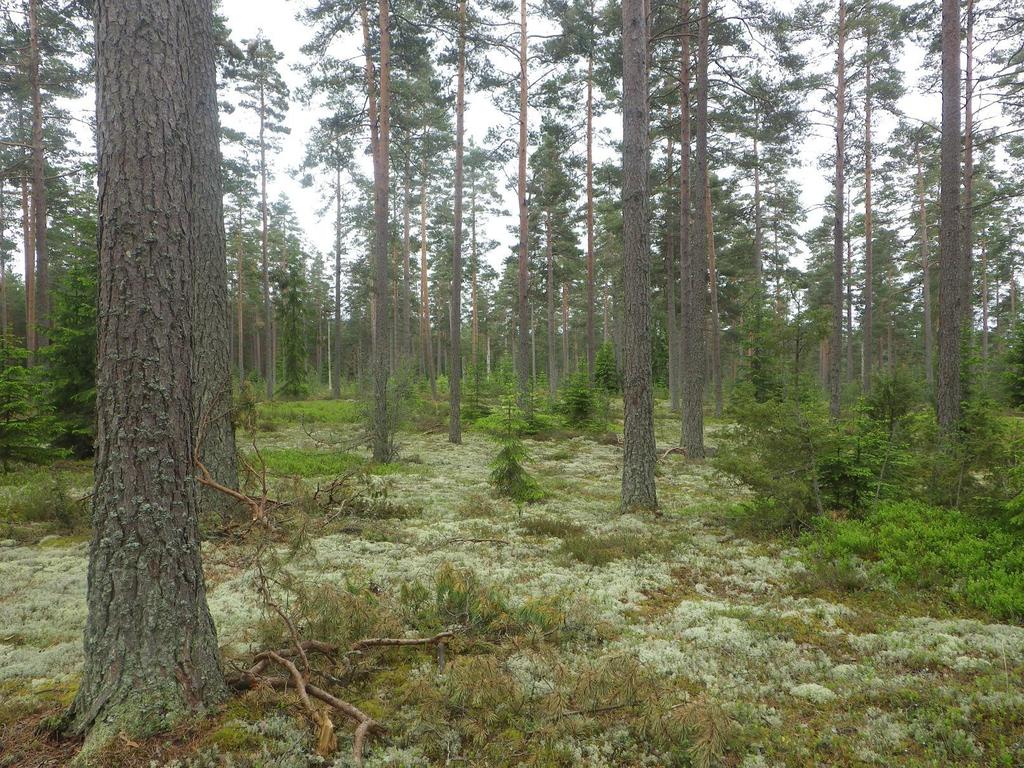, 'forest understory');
2,396,1022,768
